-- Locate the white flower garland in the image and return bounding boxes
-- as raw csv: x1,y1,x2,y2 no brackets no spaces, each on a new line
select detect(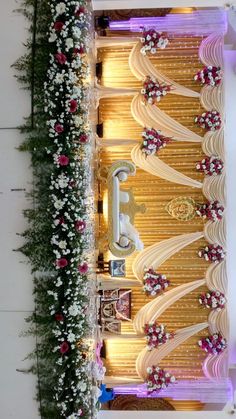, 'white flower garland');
44,1,98,417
